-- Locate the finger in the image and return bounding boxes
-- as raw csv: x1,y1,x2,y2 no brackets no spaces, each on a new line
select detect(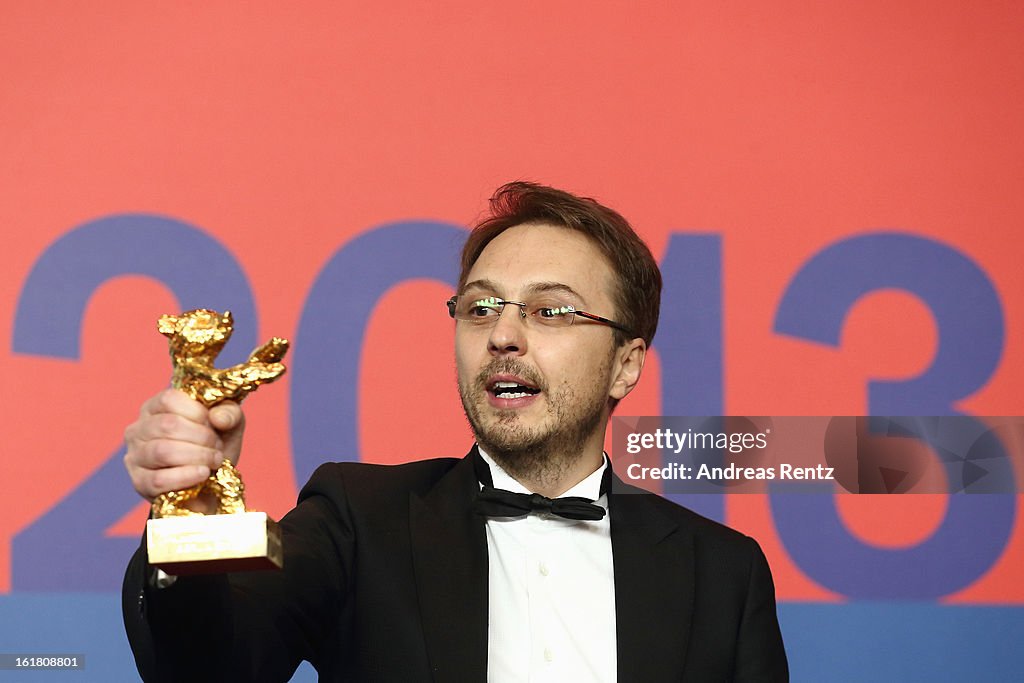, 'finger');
136,465,212,500
137,439,224,471
140,388,210,426
133,412,223,450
